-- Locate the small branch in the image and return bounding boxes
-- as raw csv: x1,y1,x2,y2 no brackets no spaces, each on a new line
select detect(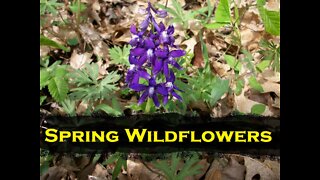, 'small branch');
139,158,166,179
